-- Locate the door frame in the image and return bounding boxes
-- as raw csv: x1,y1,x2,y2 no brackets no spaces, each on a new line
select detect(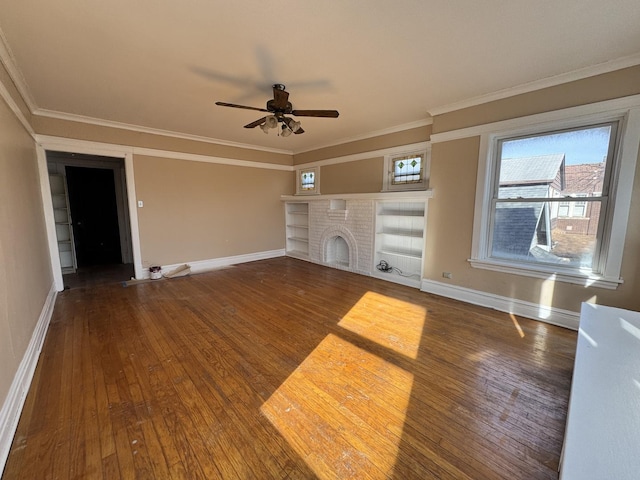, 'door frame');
47,154,133,266
36,135,143,291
